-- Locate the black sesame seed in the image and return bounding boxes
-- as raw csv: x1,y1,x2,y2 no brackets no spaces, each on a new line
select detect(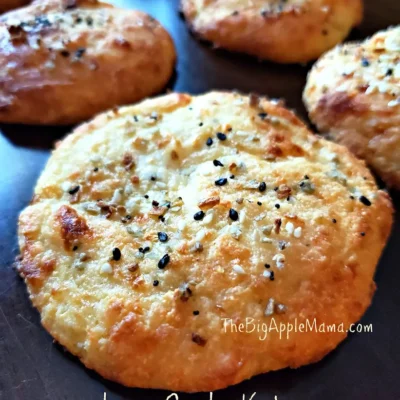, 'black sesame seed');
150,176,156,181
68,185,80,195
143,246,150,253
93,167,98,172
144,195,149,199
274,186,278,191
206,137,213,146
152,200,159,207
199,122,204,127
258,112,268,120
361,232,366,236
216,132,227,141
230,175,235,179
361,58,370,67
72,245,78,251
194,211,205,221
265,264,270,268
350,195,355,200
213,159,224,167
215,178,228,186
359,195,371,206
75,47,86,58
153,280,159,286
158,254,170,269
304,175,309,180
193,310,200,315
275,204,280,209
60,50,70,57
229,208,239,221
270,271,275,281
258,182,267,192
159,216,165,222
386,68,393,76
158,232,168,242
257,201,262,206
112,247,121,261
332,218,337,223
